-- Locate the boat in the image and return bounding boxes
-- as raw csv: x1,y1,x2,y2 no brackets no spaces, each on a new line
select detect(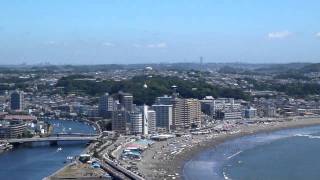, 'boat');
67,156,73,160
